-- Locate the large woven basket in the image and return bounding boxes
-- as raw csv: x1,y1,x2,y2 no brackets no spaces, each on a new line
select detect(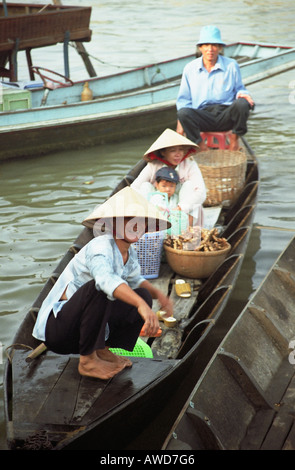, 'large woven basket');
196,150,247,206
164,242,231,279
